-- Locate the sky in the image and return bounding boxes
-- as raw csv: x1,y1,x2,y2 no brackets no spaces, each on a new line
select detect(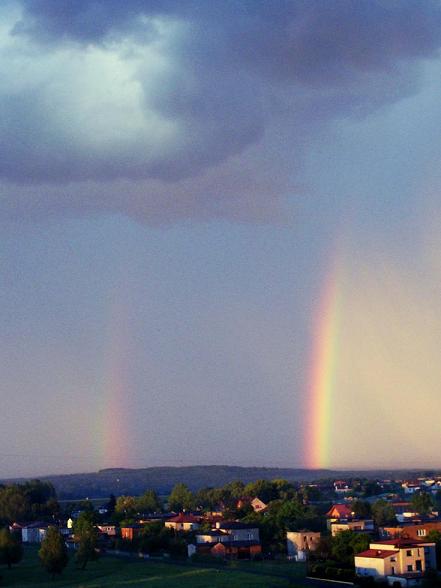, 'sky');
1,0,441,477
